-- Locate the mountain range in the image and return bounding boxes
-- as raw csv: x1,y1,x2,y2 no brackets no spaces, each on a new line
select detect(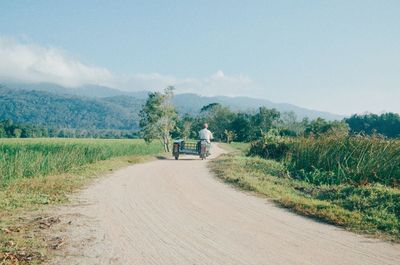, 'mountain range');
0,82,344,130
